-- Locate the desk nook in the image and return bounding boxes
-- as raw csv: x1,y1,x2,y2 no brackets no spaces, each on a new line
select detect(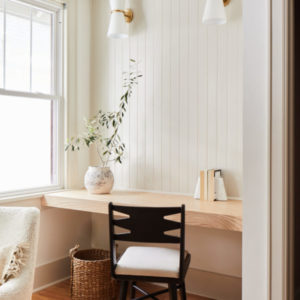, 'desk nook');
42,190,243,232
